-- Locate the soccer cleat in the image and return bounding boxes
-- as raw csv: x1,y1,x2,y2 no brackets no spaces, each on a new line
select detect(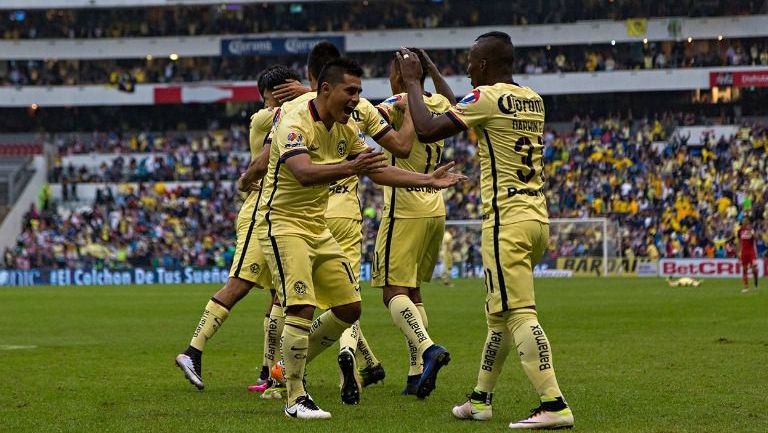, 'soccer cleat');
401,374,421,395
247,381,269,393
260,379,286,400
175,350,204,390
509,399,574,430
359,363,386,387
416,344,451,398
338,348,361,405
284,395,331,419
452,390,493,421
